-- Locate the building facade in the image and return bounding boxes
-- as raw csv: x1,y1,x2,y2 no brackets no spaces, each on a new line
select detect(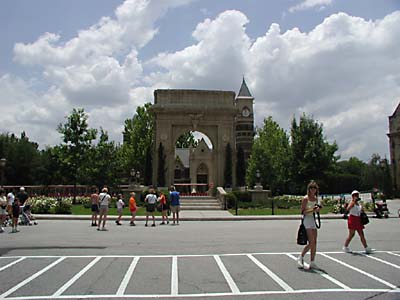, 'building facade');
151,80,255,188
388,103,400,195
